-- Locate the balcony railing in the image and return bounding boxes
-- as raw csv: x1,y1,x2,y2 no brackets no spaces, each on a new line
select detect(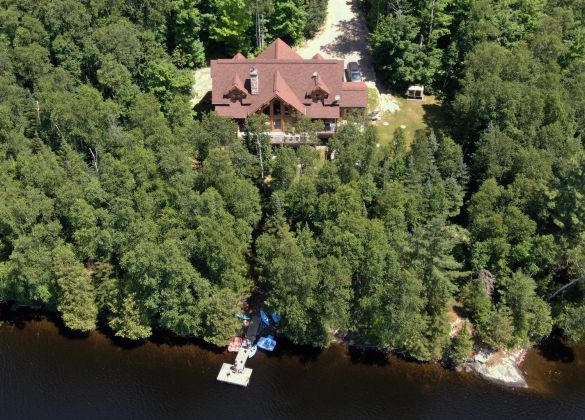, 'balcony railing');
267,132,311,145
237,124,336,144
